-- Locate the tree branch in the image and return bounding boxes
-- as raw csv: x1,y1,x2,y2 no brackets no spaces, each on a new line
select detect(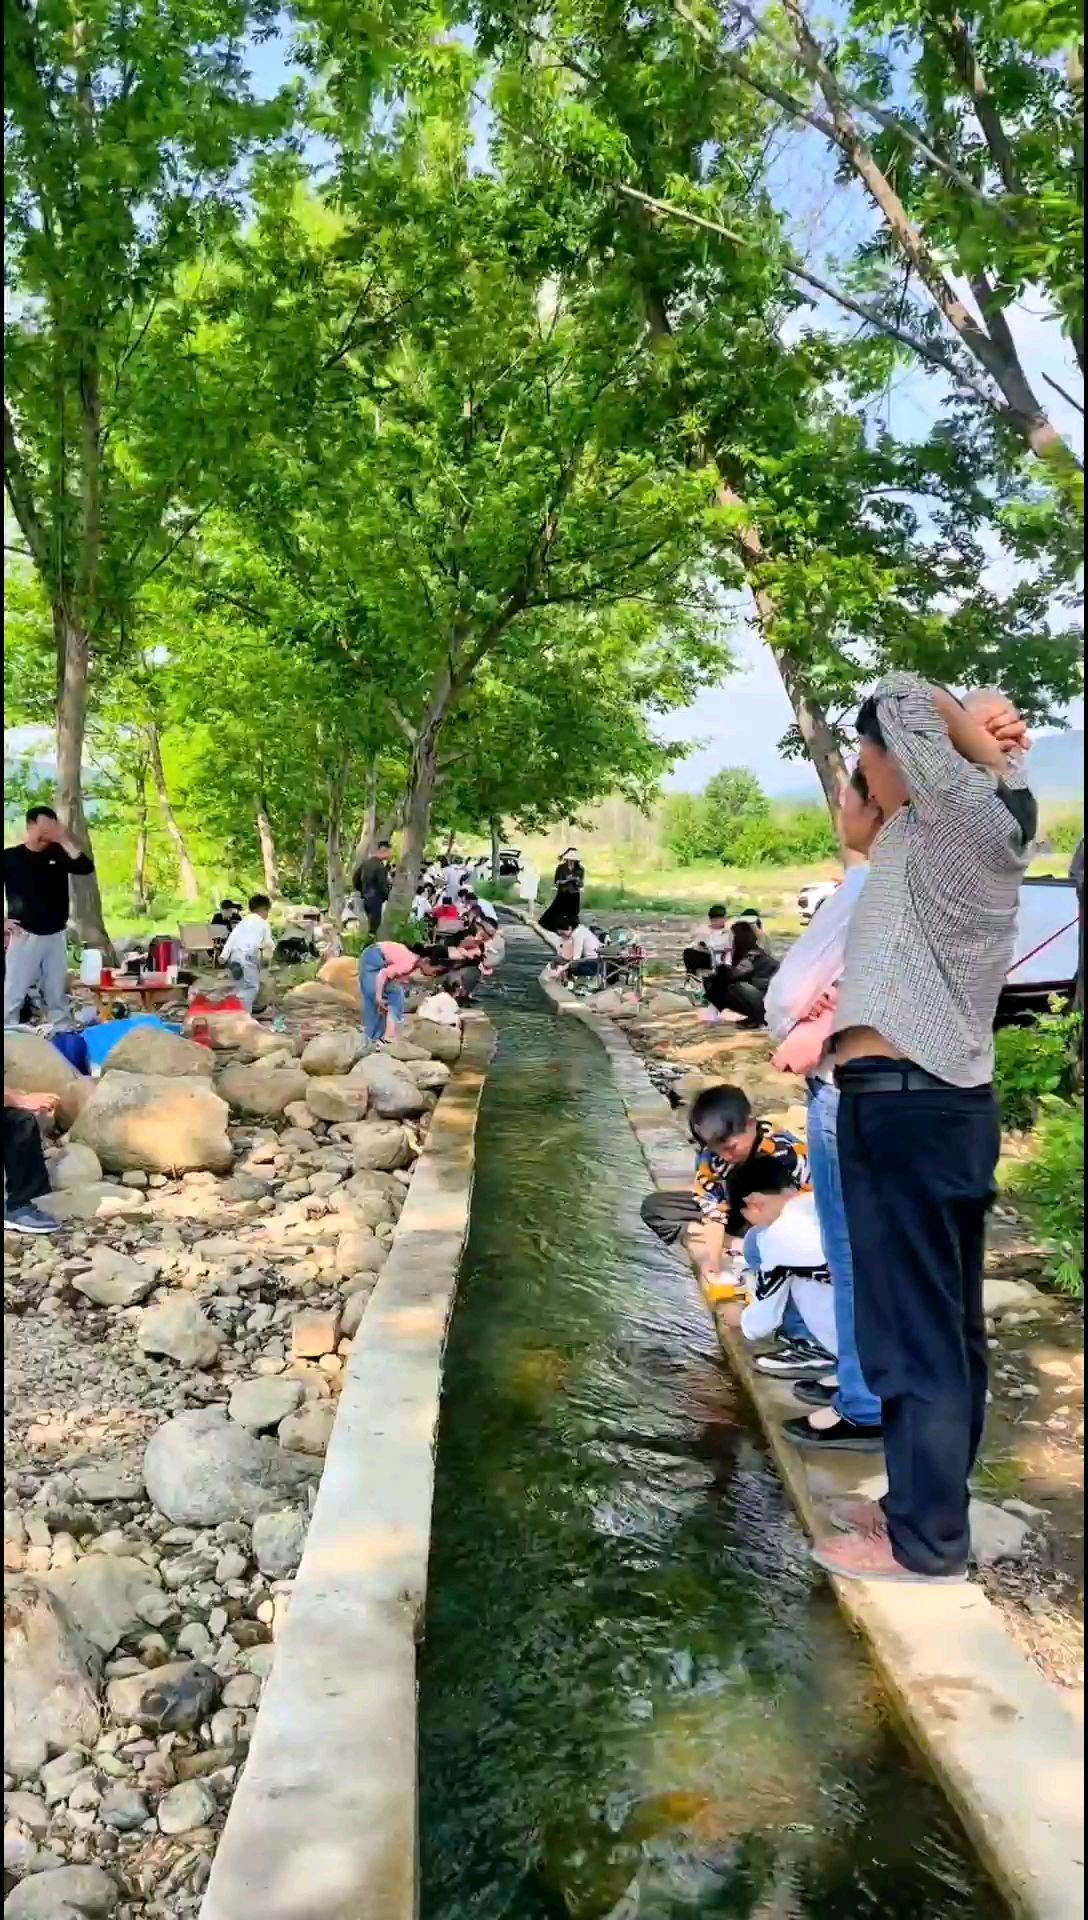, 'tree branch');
3,400,52,581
